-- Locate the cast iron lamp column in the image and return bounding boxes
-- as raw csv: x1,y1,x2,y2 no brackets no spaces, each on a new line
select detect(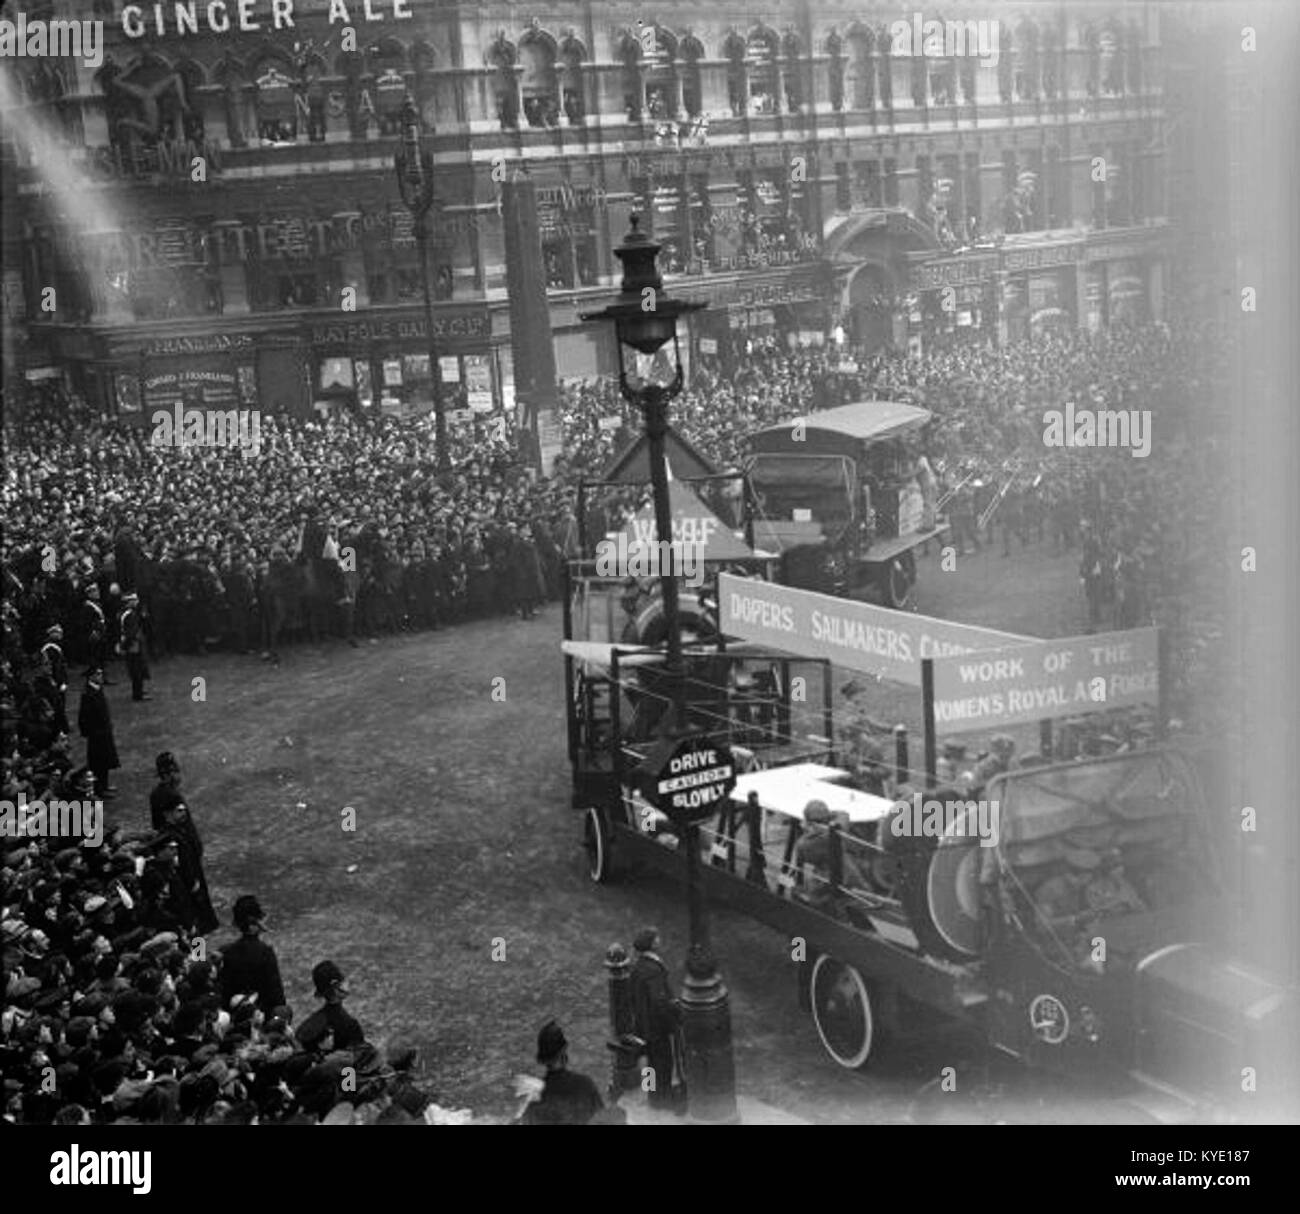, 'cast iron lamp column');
582,218,738,1123
395,94,450,472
